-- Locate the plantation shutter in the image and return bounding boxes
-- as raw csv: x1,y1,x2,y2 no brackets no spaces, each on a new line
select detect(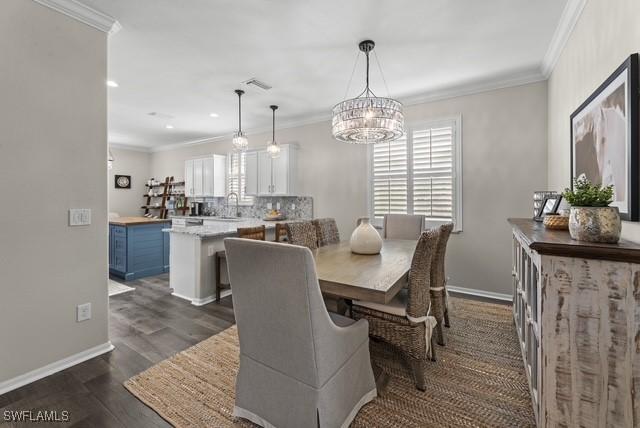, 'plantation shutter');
412,124,454,221
227,152,253,204
372,136,408,219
